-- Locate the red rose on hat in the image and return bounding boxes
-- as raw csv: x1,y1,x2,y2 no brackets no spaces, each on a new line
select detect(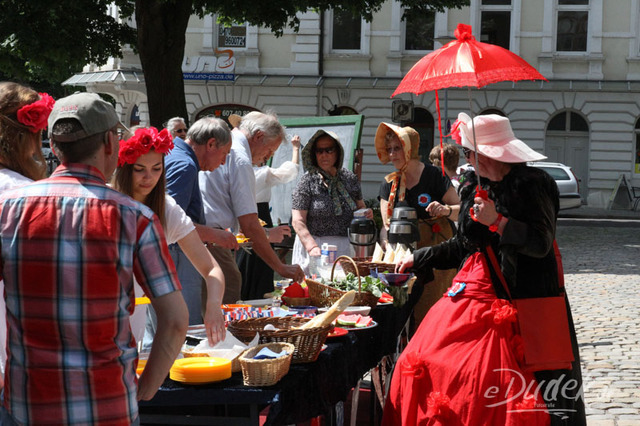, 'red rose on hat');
17,93,55,132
